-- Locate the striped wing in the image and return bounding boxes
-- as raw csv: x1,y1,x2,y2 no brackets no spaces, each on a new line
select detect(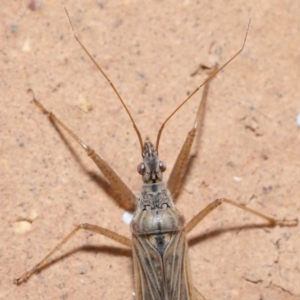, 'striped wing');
132,231,194,300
